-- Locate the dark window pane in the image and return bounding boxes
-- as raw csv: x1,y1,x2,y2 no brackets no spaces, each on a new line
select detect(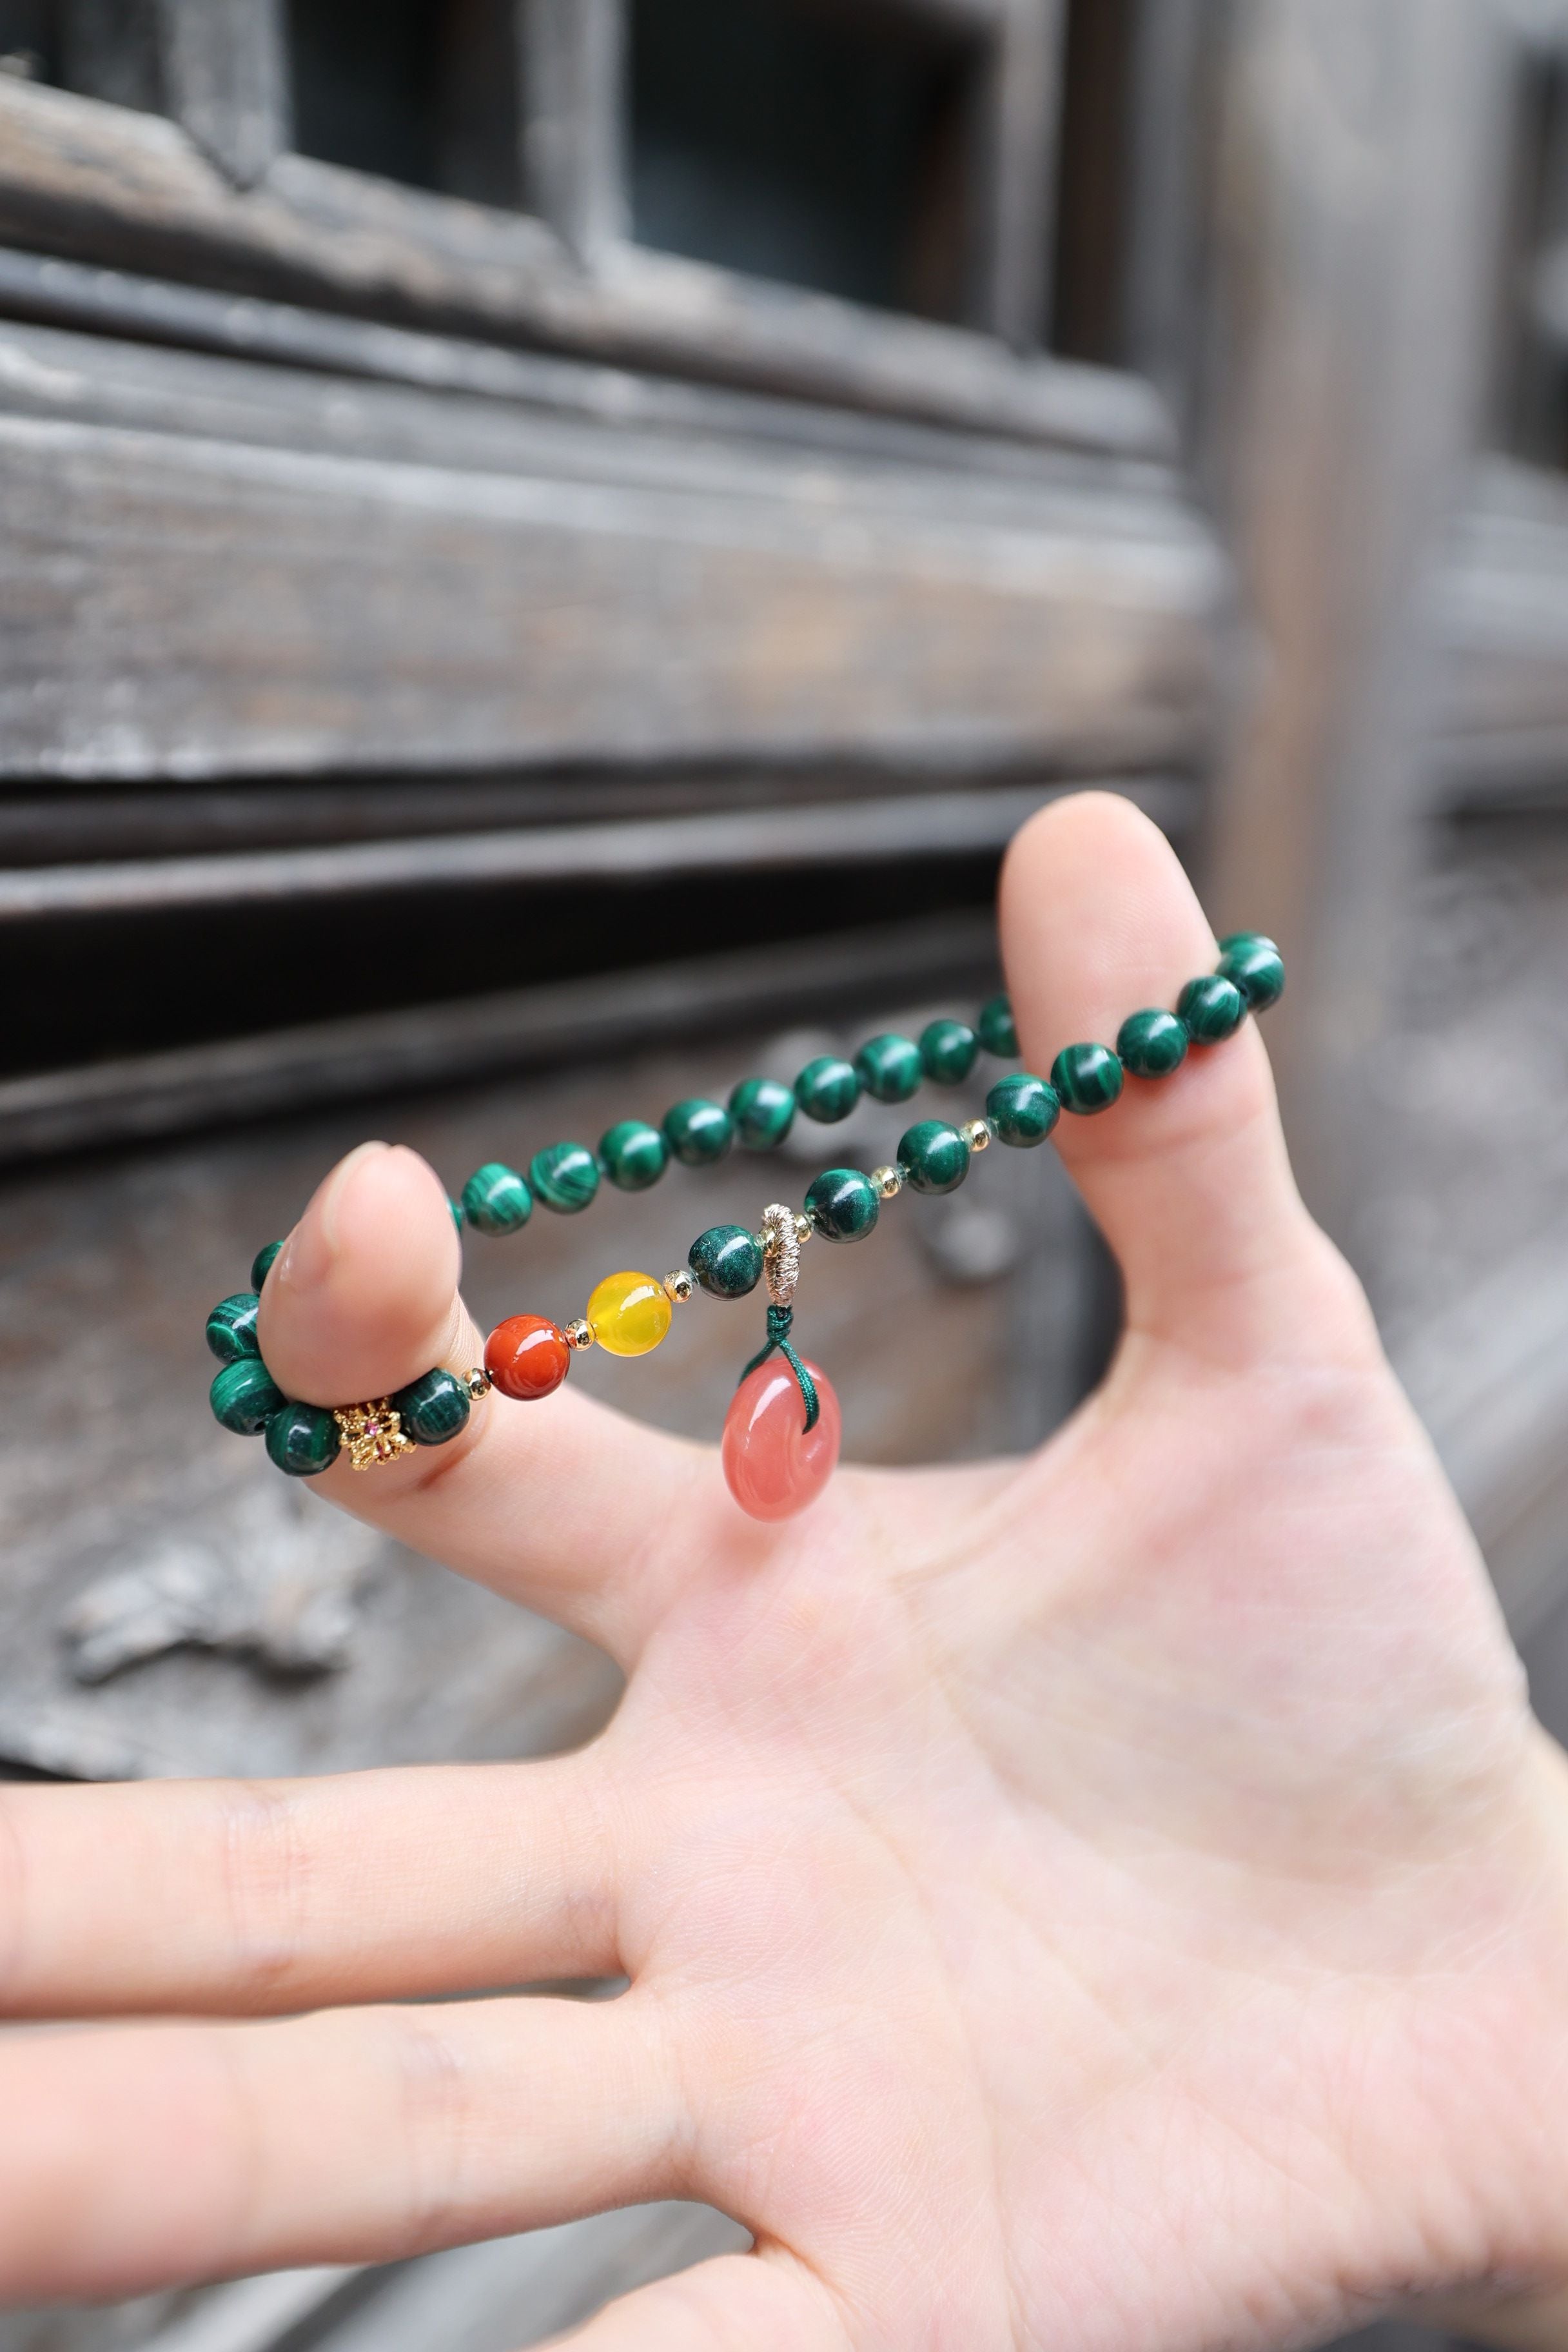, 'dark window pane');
630,0,978,322
1050,0,1137,366
0,0,59,87
287,0,520,210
